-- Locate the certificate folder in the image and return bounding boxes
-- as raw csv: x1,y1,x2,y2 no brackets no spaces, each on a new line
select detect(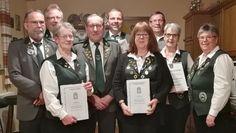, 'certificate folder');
126,79,150,114
60,84,89,121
